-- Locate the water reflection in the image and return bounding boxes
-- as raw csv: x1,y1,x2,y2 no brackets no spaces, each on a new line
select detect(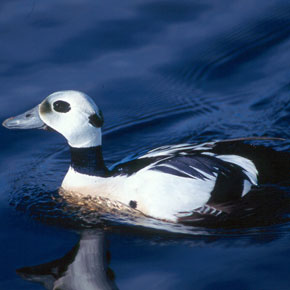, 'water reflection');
17,230,118,290
15,222,290,290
